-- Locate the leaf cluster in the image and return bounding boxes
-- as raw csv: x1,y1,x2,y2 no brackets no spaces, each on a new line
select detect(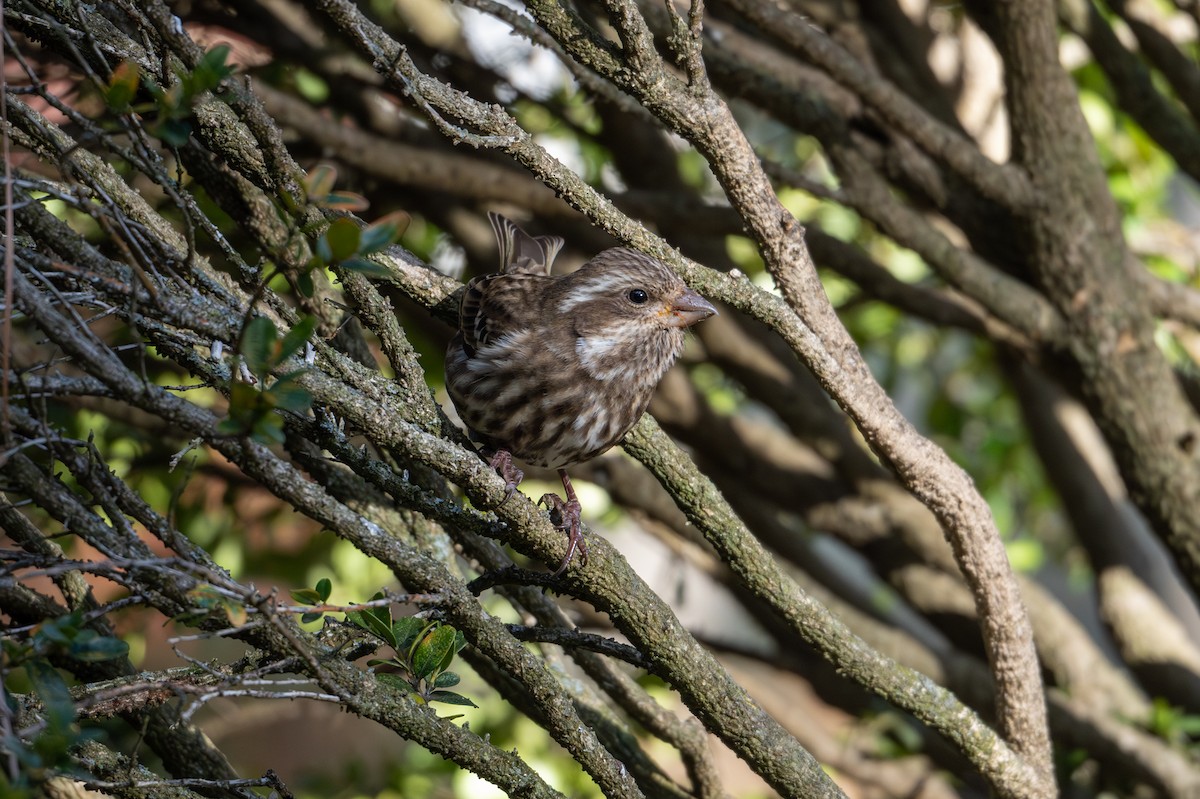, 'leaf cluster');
102,46,235,146
348,596,476,710
2,612,129,793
